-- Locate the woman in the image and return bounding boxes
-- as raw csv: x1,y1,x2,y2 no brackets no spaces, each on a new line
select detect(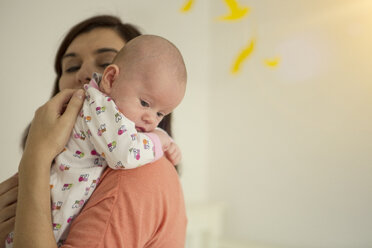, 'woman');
0,15,187,248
